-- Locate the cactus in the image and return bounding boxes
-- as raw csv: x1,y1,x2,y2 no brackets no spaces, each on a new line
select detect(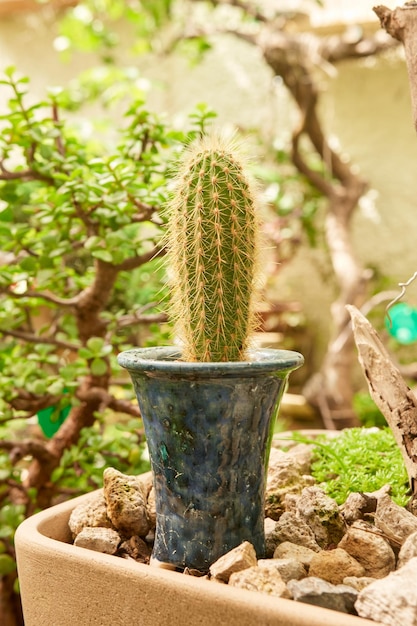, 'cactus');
166,134,261,362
